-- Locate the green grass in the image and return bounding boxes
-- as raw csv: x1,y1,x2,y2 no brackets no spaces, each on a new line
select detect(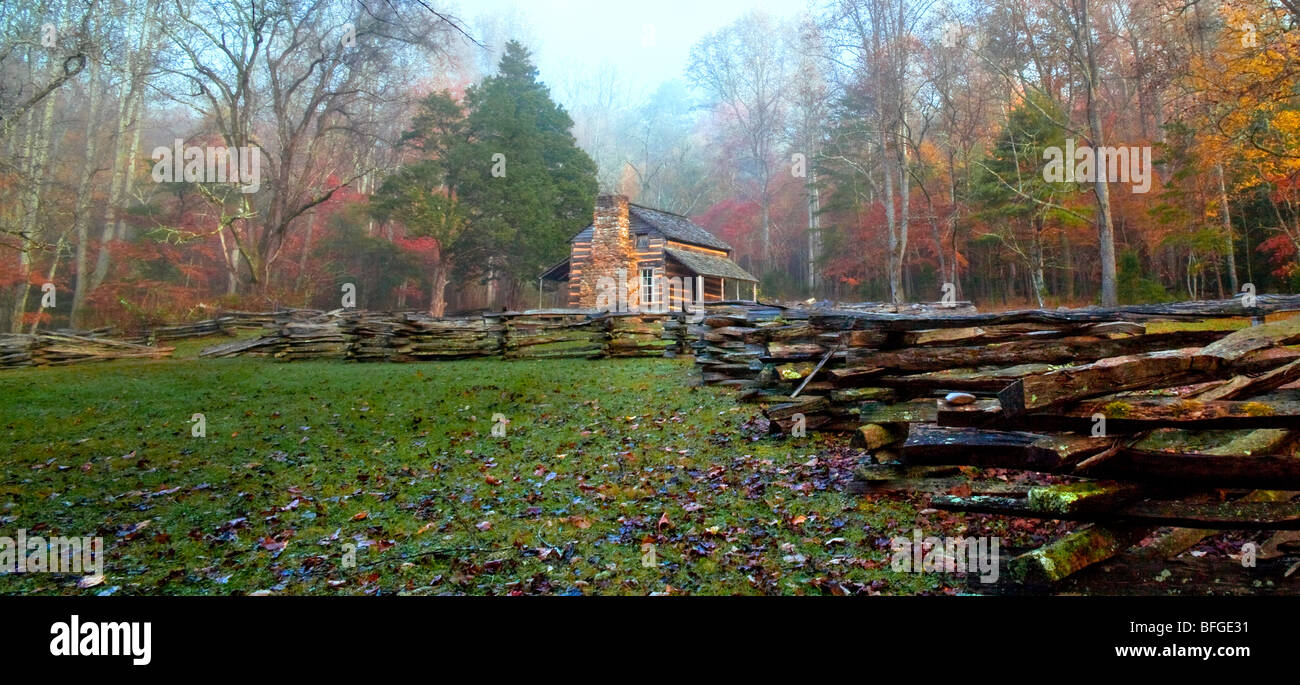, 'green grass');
0,352,939,596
